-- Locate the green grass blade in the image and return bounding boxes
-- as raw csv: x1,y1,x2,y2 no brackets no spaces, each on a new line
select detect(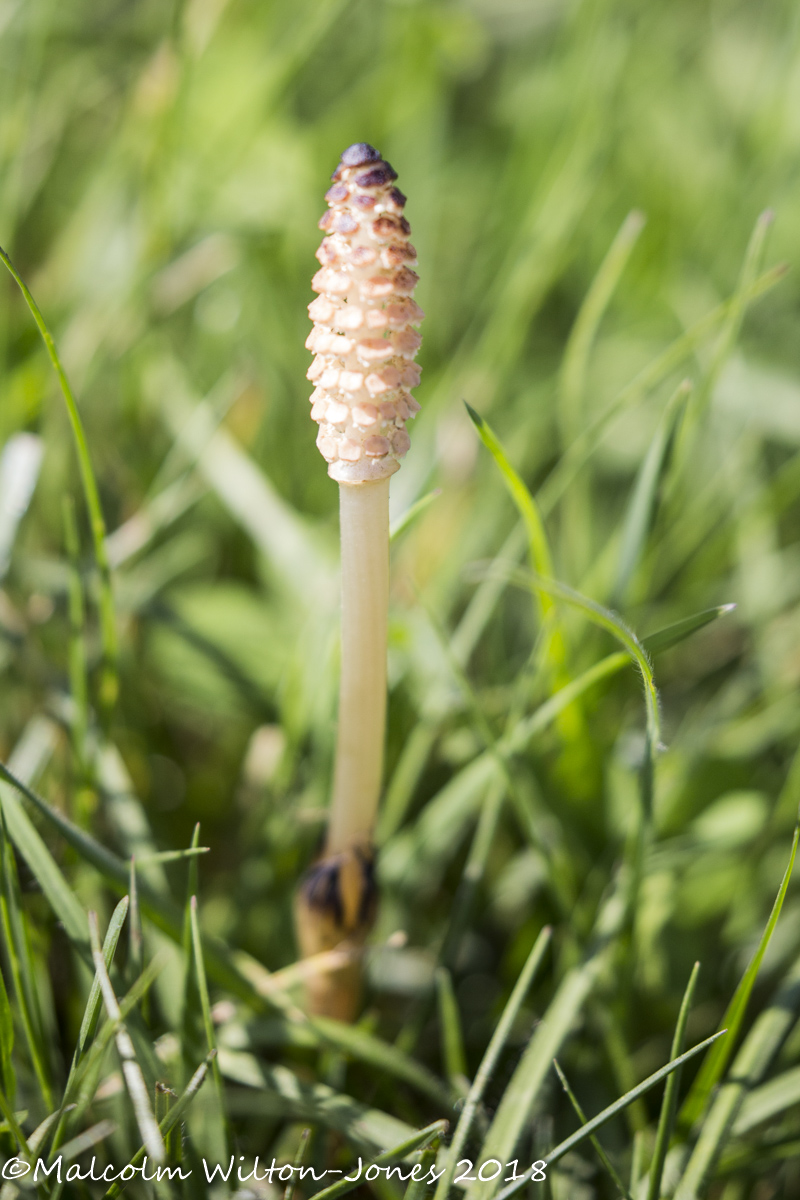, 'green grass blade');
404,1141,441,1200
189,894,232,1156
78,895,129,1056
470,955,606,1200
435,968,468,1094
0,1082,29,1155
613,380,691,604
309,1120,448,1200
0,805,53,1108
390,489,442,540
641,606,736,655
0,245,118,715
733,1063,800,1135
467,940,608,1200
678,823,799,1132
465,404,554,587
62,495,89,772
283,1127,312,1200
505,568,660,753
58,1119,116,1163
434,927,551,1200
537,262,787,519
646,962,701,1200
502,600,734,756
674,951,800,1199
72,956,166,1128
553,1059,632,1200
128,859,142,985
0,953,14,1103
0,761,90,959
133,847,209,865
693,210,773,416
219,1052,418,1149
47,896,130,1167
495,1031,727,1200
311,1015,453,1109
559,209,646,443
